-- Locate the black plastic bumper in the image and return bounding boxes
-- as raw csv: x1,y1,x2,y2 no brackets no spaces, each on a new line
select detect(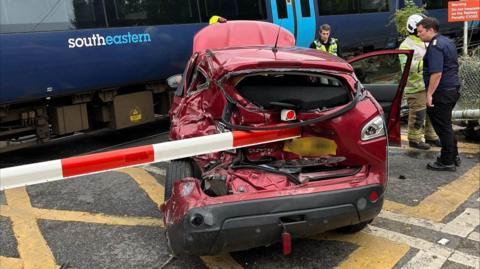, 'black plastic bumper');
165,184,384,256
